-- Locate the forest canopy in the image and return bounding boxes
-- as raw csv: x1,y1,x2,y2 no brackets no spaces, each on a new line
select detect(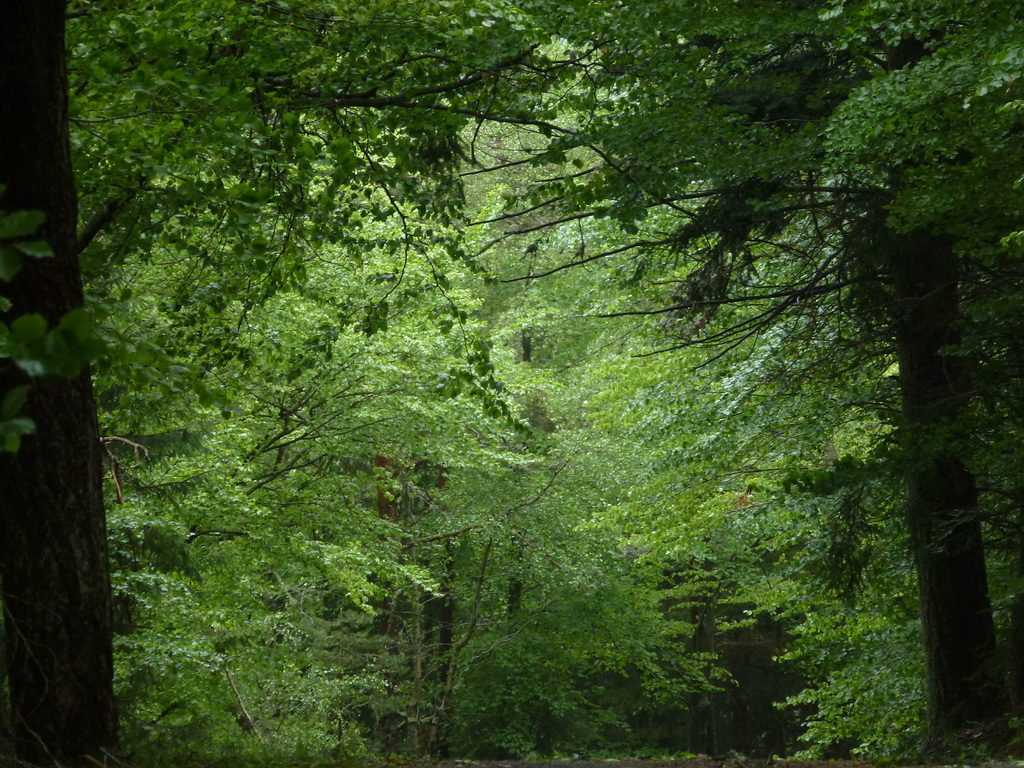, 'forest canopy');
1,0,1024,764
